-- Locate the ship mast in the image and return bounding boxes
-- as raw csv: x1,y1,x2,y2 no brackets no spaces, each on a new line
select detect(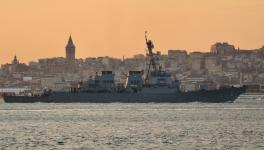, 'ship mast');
145,31,158,72
145,31,158,82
